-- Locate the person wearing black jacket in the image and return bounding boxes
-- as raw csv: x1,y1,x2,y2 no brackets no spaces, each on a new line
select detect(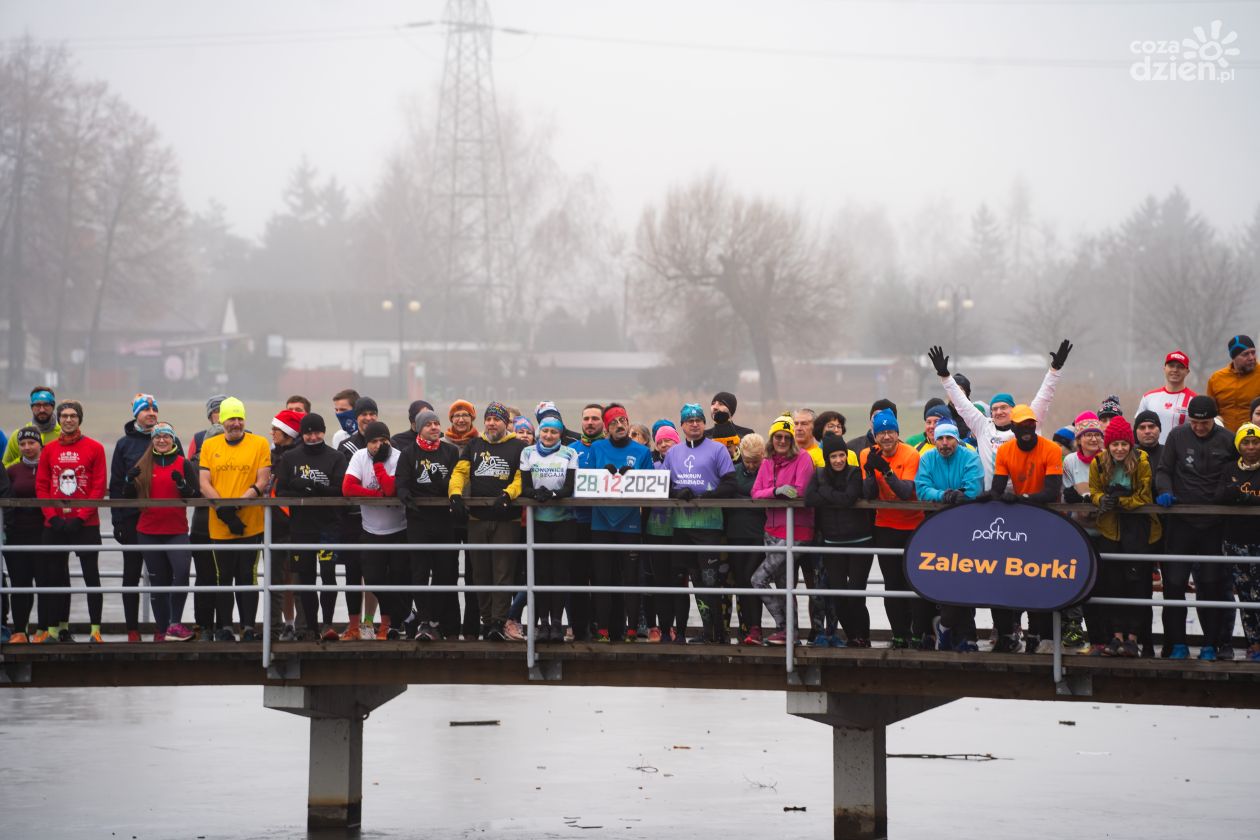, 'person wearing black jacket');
725,434,767,644
395,409,462,640
805,434,874,647
276,414,346,640
1155,395,1238,660
334,396,379,637
3,428,46,642
705,391,754,460
1217,422,1260,662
